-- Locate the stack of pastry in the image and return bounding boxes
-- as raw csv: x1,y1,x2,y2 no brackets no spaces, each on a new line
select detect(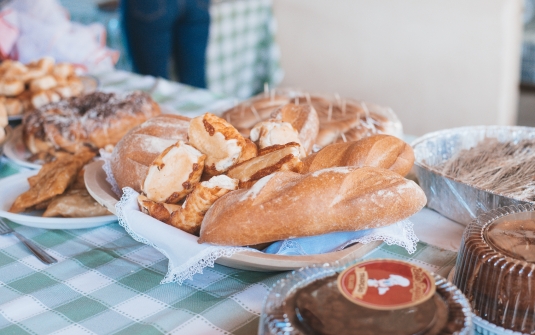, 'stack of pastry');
111,104,426,247
221,90,401,150
0,57,85,117
9,149,110,218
